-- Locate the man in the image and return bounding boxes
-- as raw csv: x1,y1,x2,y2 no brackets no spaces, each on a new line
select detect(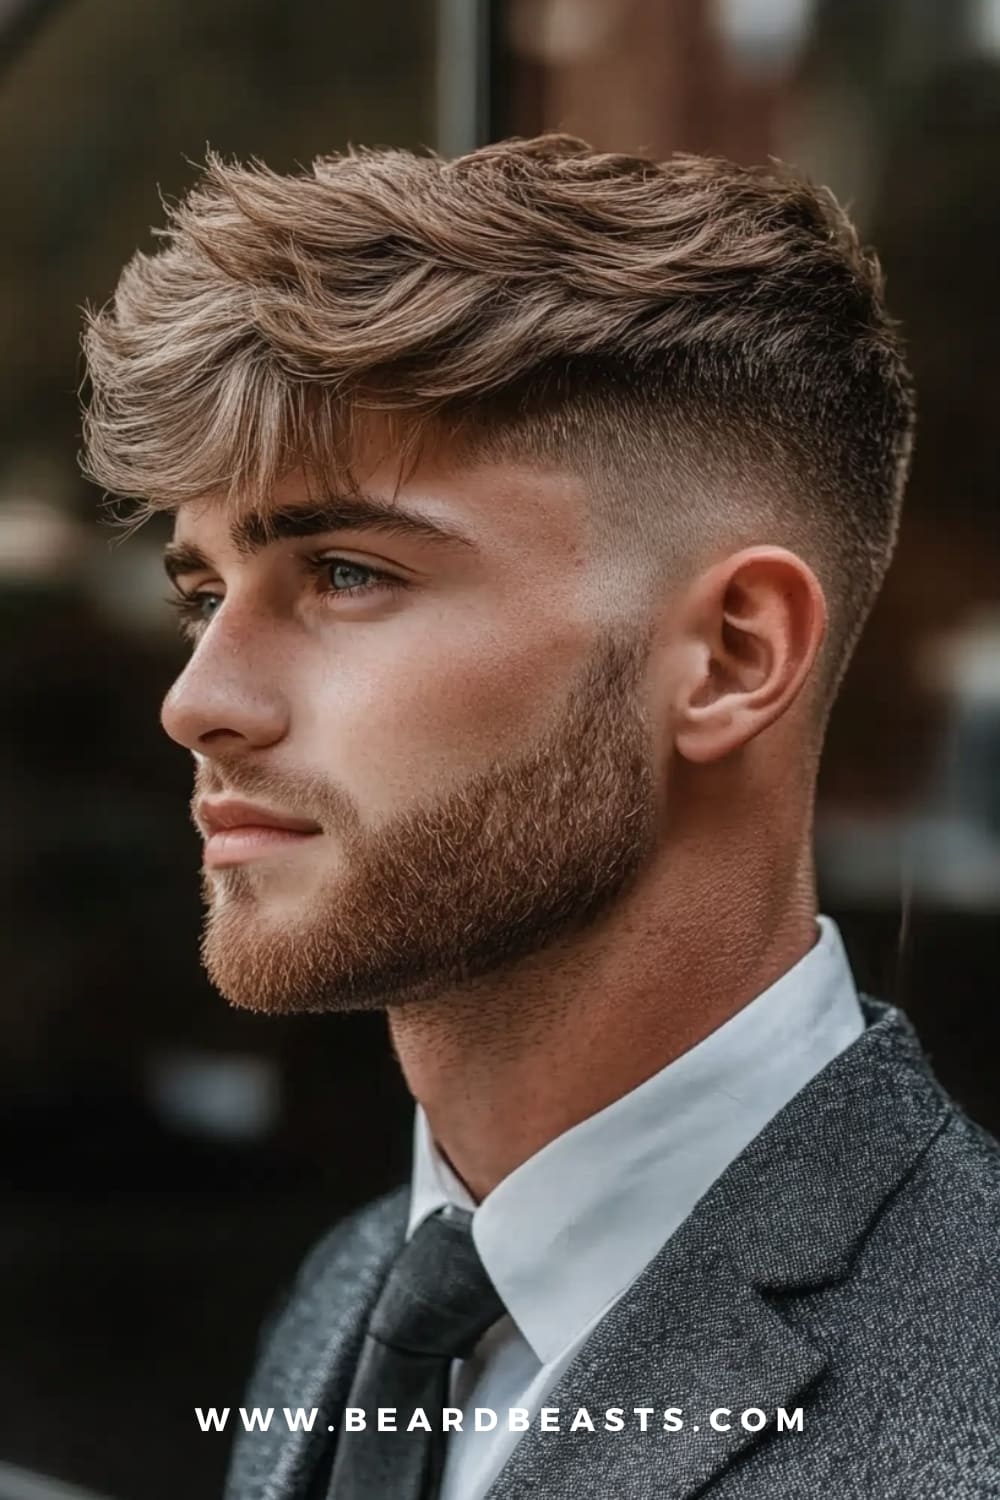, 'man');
81,135,999,1499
